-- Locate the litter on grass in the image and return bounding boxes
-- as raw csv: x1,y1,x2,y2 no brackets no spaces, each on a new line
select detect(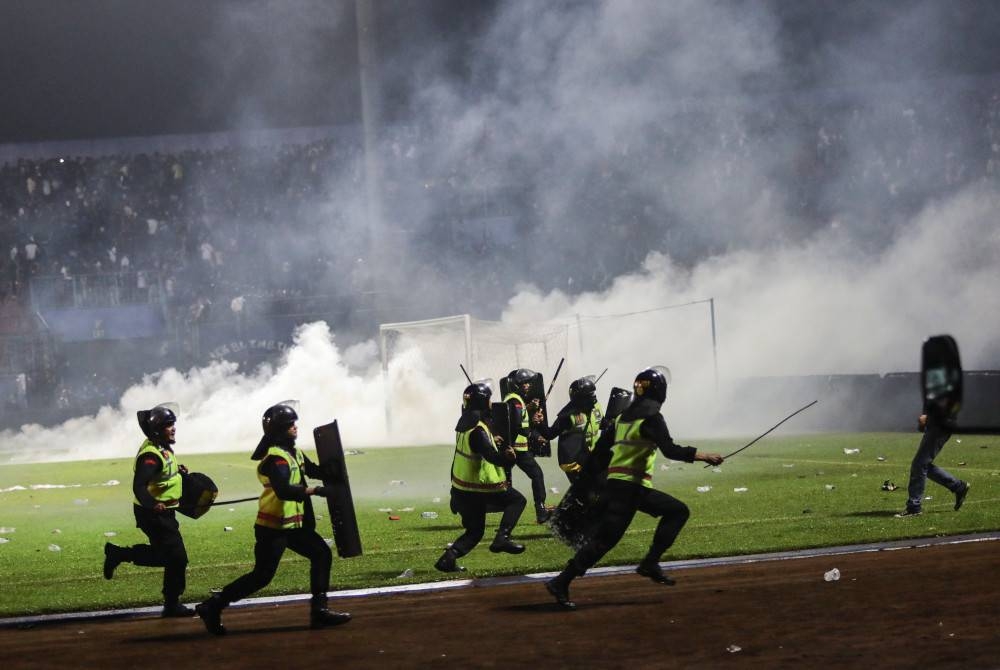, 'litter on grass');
696,486,712,493
843,448,860,455
103,531,117,537
825,484,836,490
733,487,748,493
396,568,414,579
48,544,61,552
